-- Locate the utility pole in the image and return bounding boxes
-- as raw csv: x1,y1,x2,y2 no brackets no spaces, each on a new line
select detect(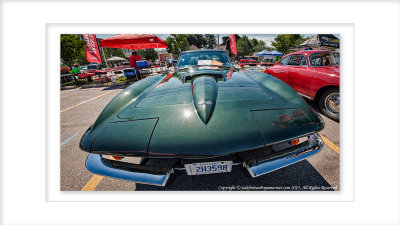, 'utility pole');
217,34,219,49
95,35,108,68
